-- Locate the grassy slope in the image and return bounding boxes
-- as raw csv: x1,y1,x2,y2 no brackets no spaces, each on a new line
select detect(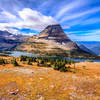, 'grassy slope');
0,57,100,100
